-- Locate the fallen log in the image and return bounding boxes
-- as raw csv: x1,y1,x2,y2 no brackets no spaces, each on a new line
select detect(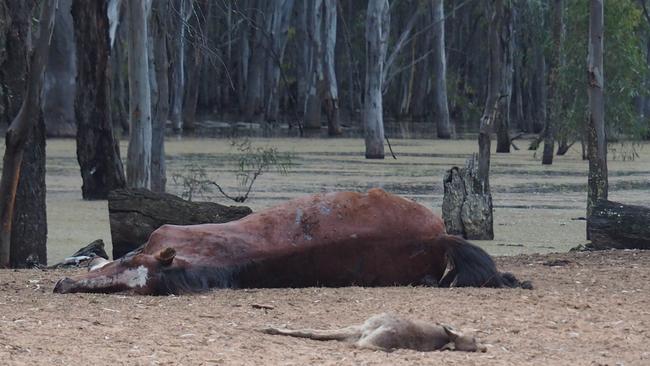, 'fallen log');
108,189,252,259
587,199,650,250
50,239,109,268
